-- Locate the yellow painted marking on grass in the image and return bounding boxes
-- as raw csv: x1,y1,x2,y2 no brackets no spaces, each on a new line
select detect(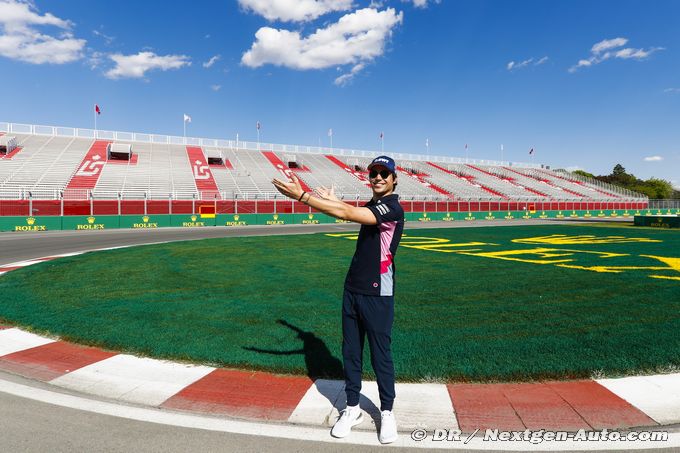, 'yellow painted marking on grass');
456,248,578,264
557,265,669,274
512,234,661,245
650,275,680,281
